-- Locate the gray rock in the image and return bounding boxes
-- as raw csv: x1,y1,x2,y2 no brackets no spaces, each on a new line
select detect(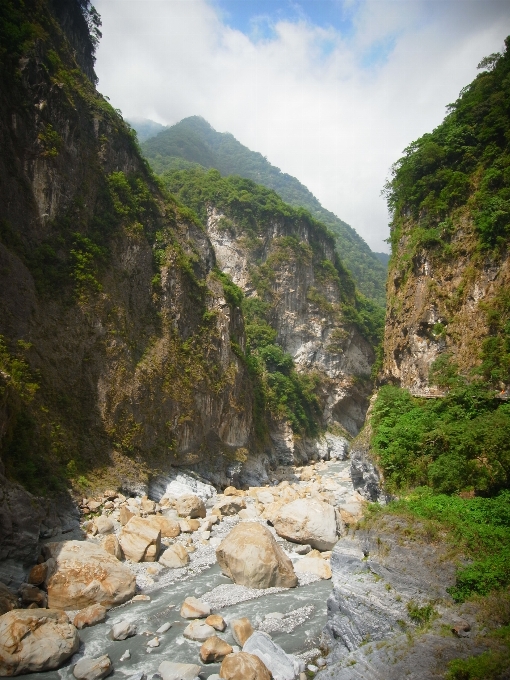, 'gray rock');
109,620,137,640
293,544,311,555
243,631,304,680
325,433,350,460
126,673,145,680
156,622,172,634
158,661,202,680
73,655,112,680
